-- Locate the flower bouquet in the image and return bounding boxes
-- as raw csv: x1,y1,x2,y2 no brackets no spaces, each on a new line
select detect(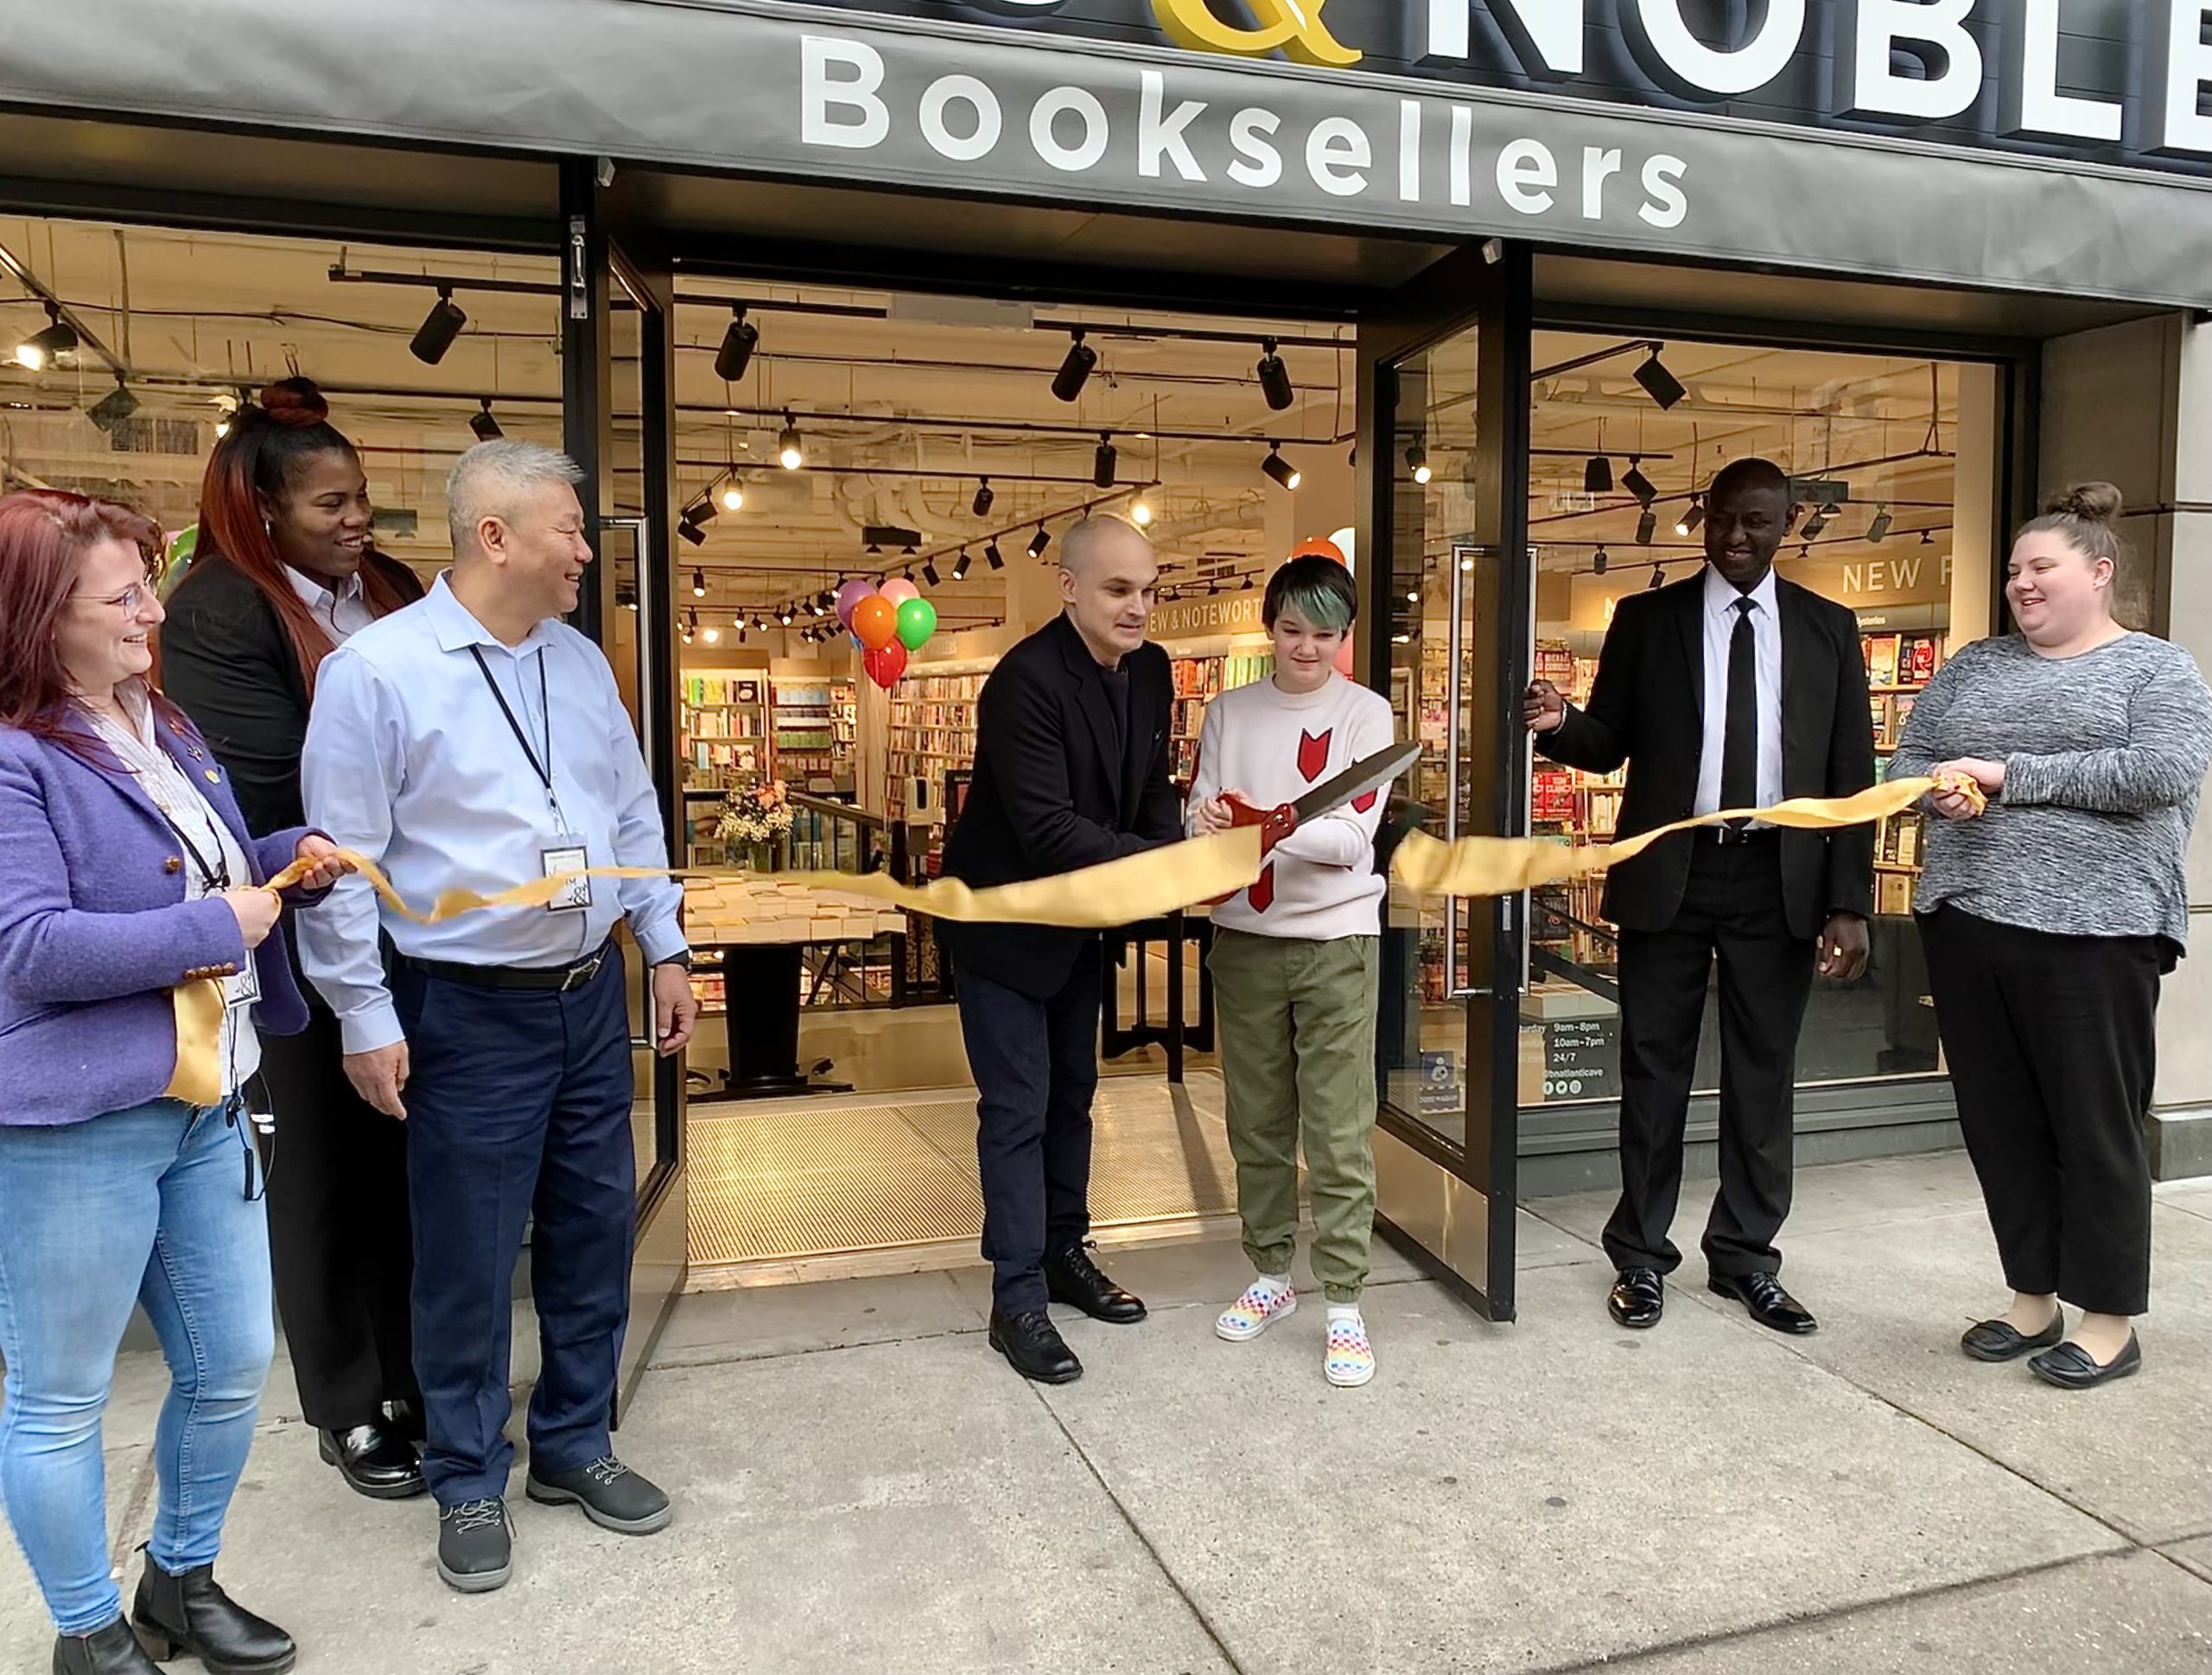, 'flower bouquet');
715,779,794,869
